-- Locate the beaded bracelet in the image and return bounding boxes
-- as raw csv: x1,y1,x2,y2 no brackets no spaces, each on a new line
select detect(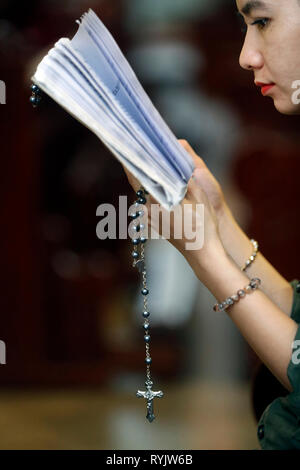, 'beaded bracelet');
241,239,259,272
213,277,261,312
